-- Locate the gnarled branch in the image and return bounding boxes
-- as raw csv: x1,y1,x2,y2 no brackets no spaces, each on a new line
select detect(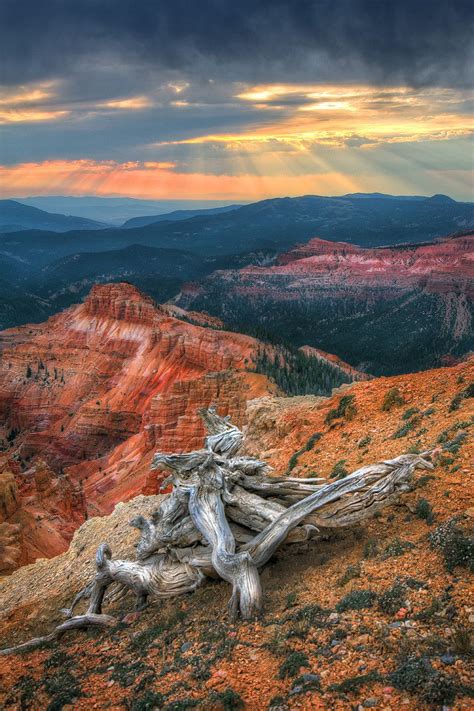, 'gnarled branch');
1,409,435,653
